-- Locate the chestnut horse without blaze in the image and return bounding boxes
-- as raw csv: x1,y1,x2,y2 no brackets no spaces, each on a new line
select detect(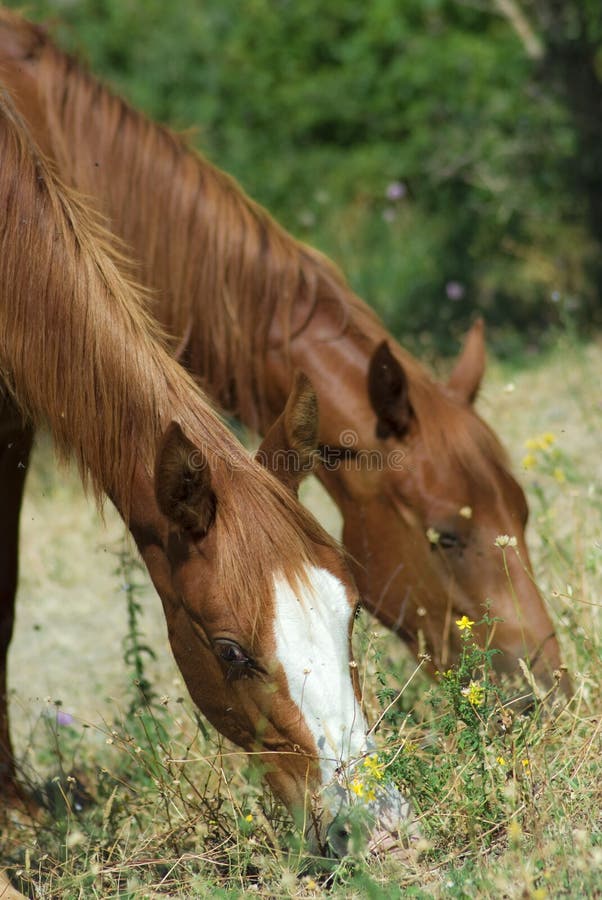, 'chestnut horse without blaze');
0,90,412,857
0,10,568,695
